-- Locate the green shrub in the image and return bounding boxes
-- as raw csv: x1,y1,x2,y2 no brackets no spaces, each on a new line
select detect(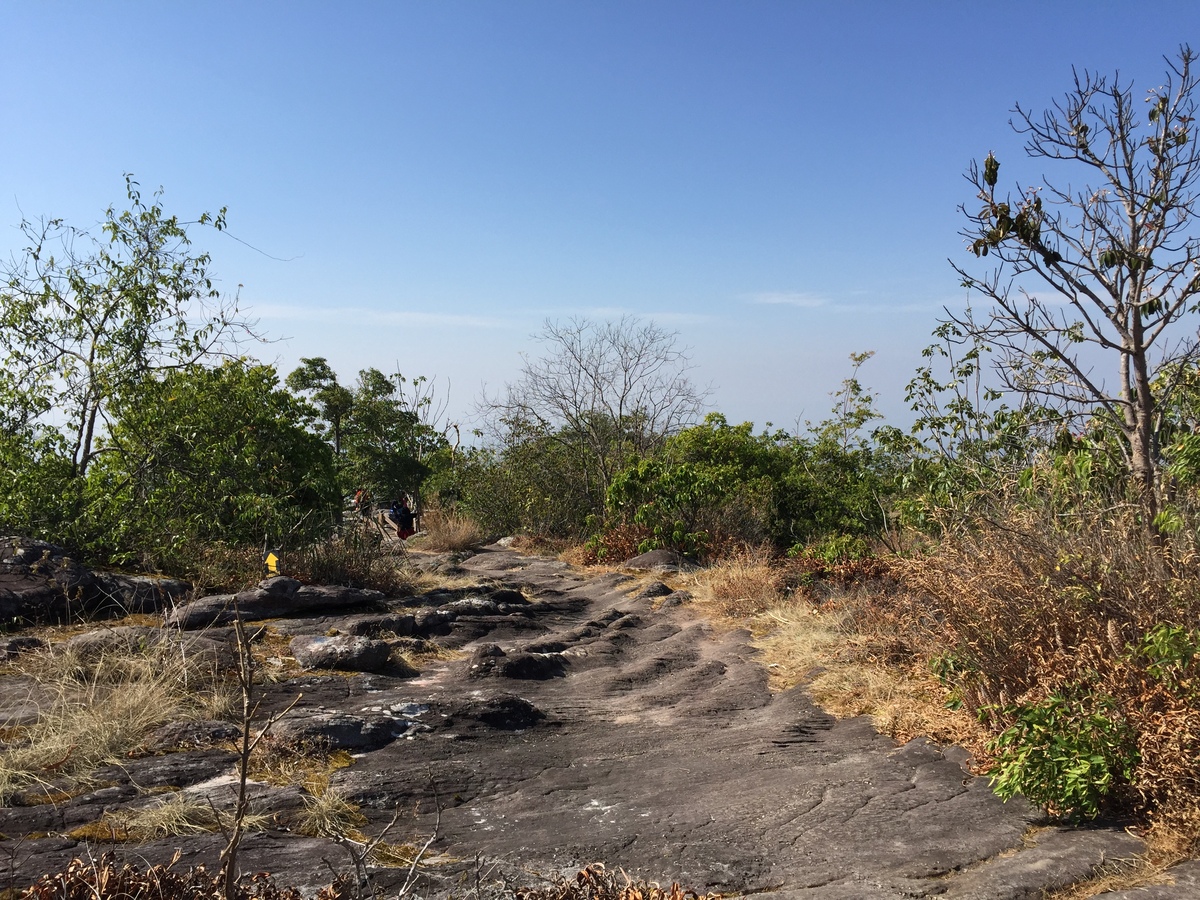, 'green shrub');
987,688,1137,820
788,534,871,564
